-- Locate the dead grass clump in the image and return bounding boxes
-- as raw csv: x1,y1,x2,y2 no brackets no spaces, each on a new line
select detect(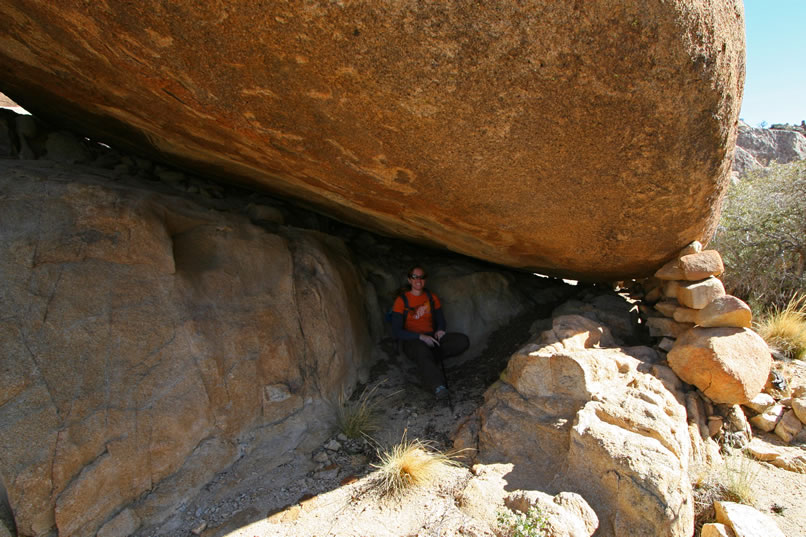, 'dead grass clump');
692,449,759,536
371,436,459,498
756,293,806,361
333,381,385,439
